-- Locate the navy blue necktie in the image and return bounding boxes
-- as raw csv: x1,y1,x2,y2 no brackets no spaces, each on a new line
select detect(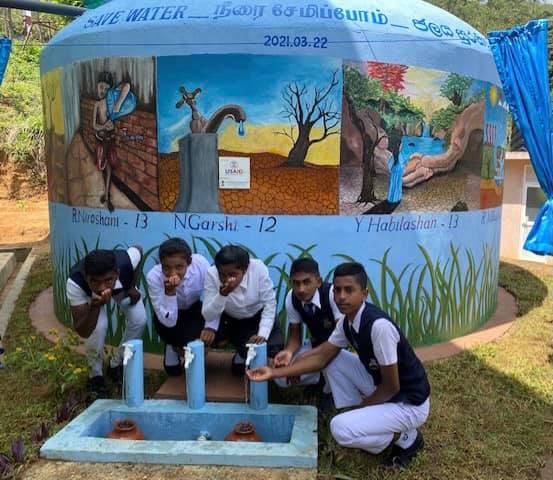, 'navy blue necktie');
303,303,316,316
